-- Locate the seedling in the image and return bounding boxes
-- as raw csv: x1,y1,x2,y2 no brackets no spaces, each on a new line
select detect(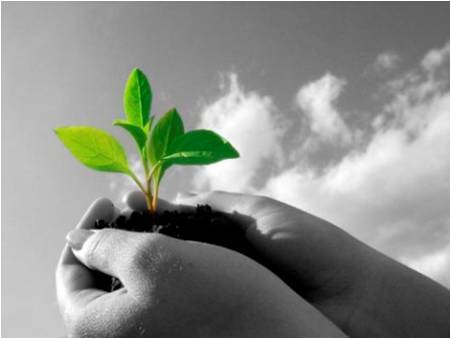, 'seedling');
55,68,239,213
